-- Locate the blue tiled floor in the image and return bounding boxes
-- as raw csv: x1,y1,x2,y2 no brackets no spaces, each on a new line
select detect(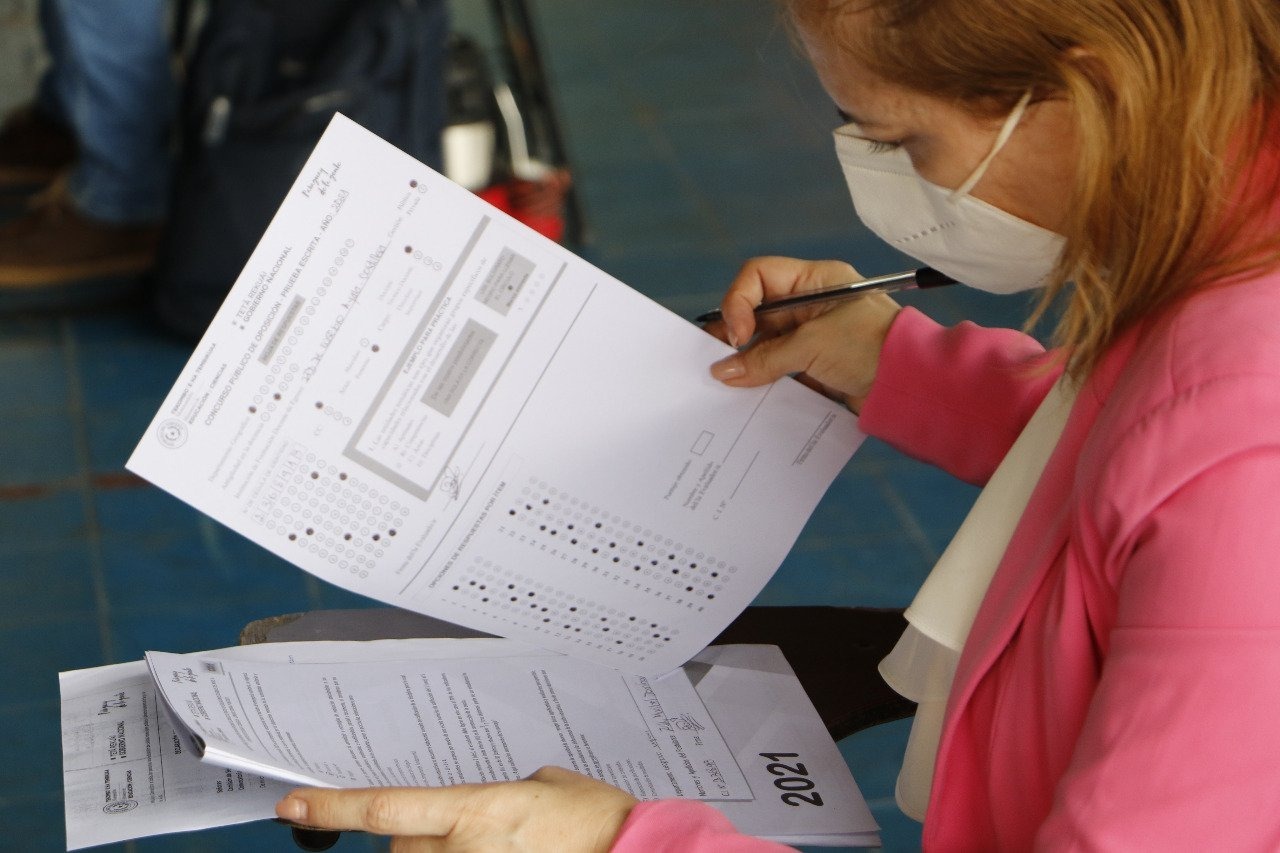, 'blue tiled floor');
0,1,1049,850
